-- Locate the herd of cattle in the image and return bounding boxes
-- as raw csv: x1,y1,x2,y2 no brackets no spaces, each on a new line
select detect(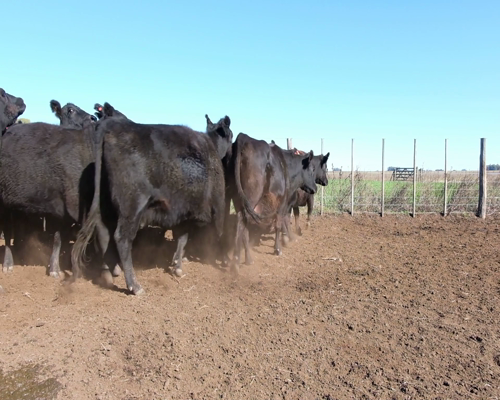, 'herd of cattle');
0,88,329,295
